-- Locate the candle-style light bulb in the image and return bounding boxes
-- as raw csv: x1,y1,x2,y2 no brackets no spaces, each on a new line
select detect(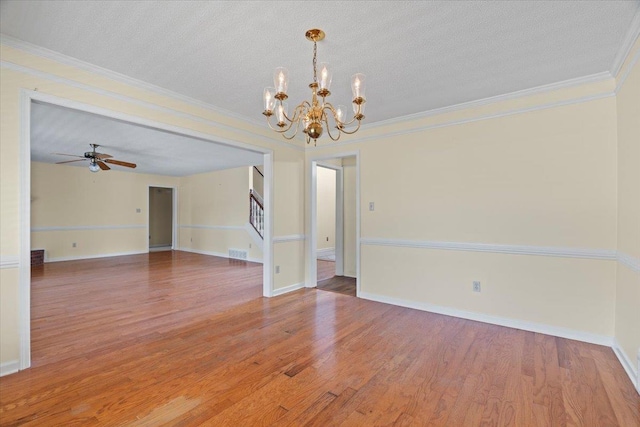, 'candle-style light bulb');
351,73,366,100
318,62,332,92
274,67,289,95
